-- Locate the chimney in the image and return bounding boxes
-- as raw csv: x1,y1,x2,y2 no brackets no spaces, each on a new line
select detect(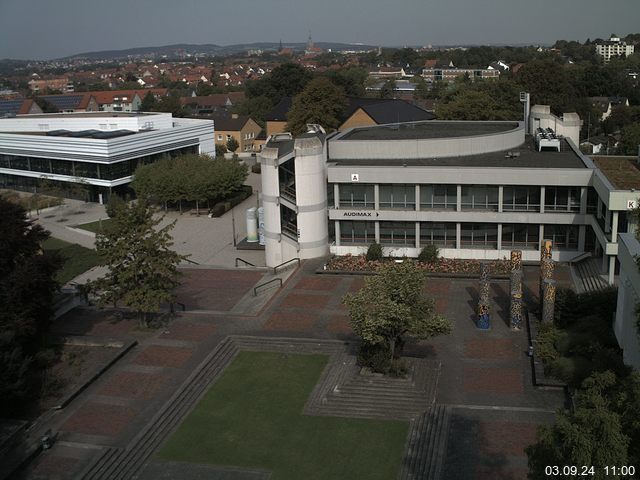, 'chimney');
232,113,239,119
